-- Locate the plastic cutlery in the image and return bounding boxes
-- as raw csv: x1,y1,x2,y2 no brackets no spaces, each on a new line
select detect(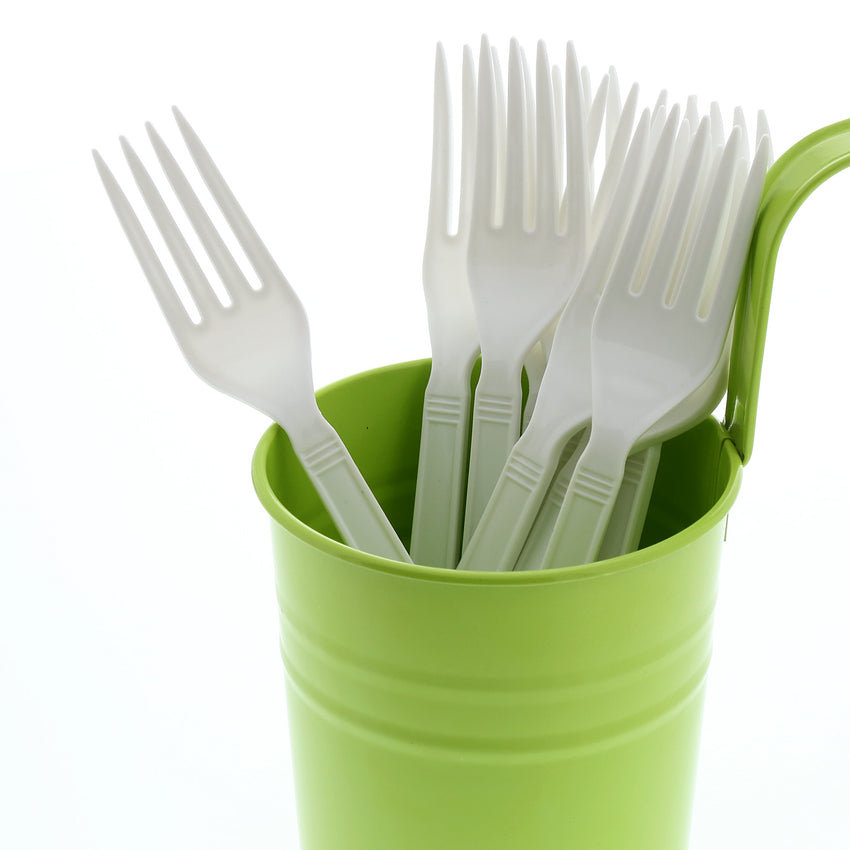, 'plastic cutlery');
94,109,411,563
591,82,640,241
410,44,480,568
540,127,770,570
594,109,772,562
457,103,684,573
523,69,610,429
462,38,589,547
516,283,737,571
